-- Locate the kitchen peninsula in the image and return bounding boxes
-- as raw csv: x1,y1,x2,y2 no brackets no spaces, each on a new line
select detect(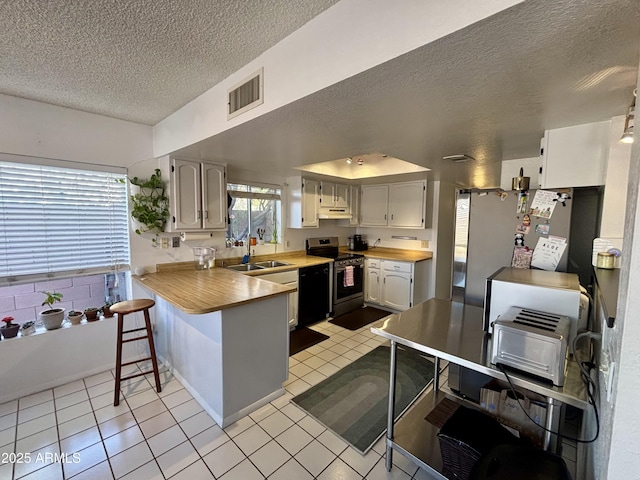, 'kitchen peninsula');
132,266,296,427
